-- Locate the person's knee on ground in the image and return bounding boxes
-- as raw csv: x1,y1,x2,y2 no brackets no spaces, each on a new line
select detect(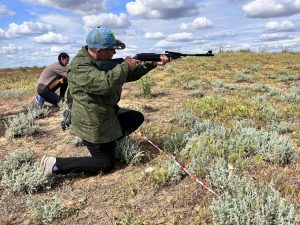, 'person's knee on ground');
84,140,116,173
117,110,144,137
